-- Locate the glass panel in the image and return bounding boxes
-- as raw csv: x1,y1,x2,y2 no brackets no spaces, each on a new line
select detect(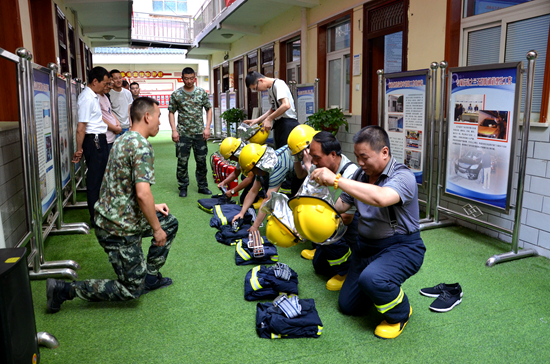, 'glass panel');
505,14,550,113
287,68,296,82
467,26,501,66
344,54,350,112
177,1,187,14
463,0,532,17
328,21,351,53
165,1,176,13
328,59,341,108
262,65,274,78
292,40,301,62
384,31,402,73
152,1,164,11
